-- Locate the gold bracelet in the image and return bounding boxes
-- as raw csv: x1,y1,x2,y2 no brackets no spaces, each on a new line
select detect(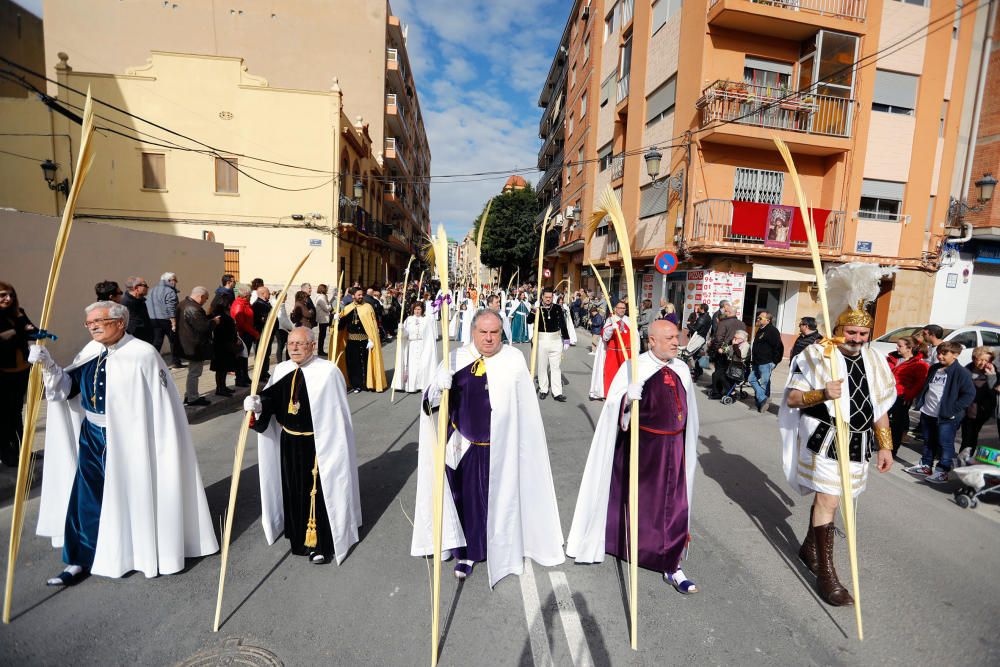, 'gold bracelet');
875,426,893,451
801,389,826,407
